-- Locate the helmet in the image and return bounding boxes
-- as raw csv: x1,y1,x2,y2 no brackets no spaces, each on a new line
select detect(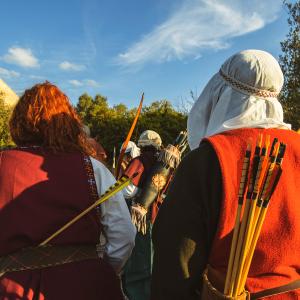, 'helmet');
138,130,162,150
